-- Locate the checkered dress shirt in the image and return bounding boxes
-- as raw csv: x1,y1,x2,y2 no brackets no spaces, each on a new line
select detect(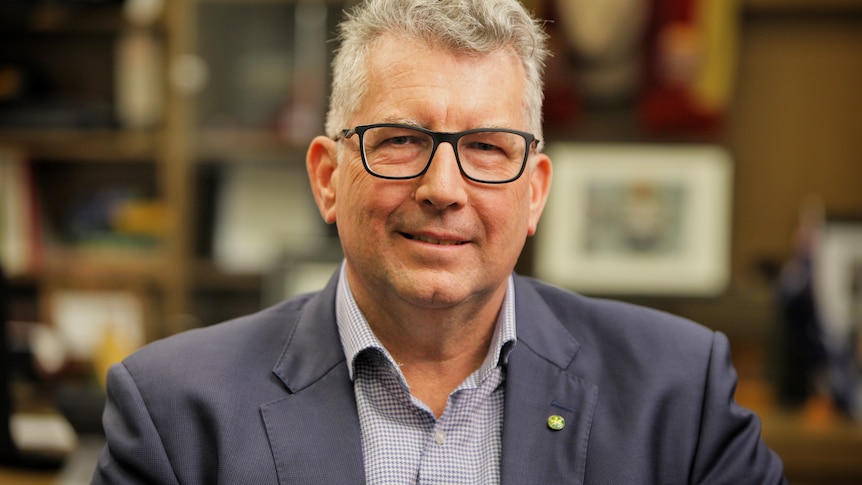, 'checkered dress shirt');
336,266,517,485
